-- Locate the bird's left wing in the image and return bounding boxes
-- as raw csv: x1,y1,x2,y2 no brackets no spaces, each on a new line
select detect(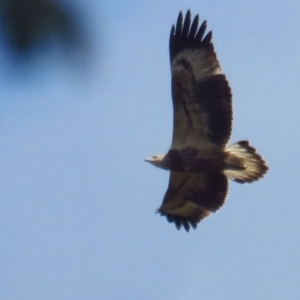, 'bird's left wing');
157,171,228,231
170,11,232,150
